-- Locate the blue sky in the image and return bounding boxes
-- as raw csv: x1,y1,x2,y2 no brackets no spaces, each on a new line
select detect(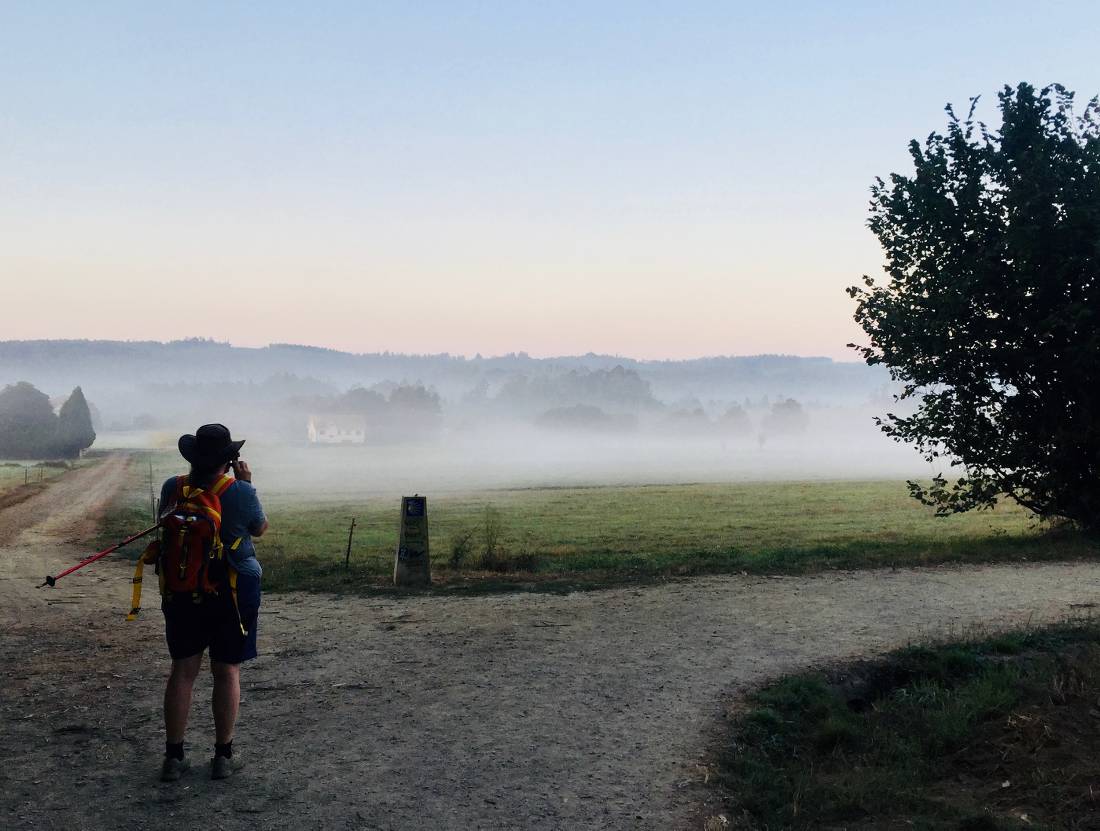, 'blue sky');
2,2,1098,359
